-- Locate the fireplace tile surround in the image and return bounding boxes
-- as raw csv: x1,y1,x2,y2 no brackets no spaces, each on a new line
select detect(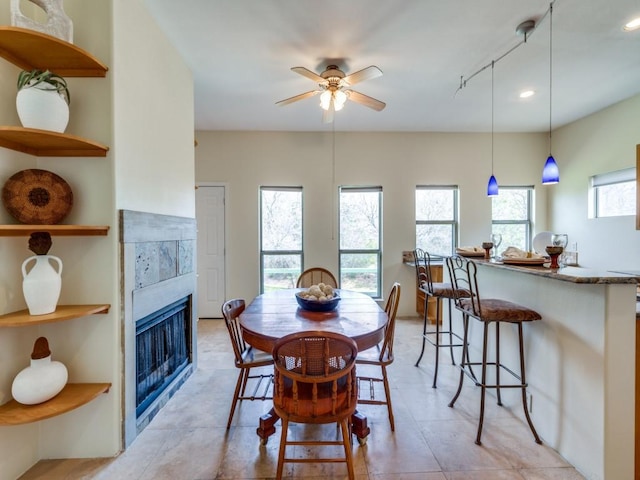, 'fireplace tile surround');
120,210,197,448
